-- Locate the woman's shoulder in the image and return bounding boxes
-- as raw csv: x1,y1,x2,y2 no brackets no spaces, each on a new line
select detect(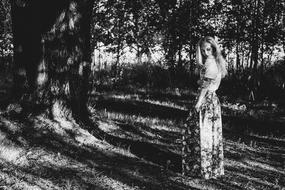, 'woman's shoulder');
205,57,216,65
204,57,219,79
205,57,217,69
